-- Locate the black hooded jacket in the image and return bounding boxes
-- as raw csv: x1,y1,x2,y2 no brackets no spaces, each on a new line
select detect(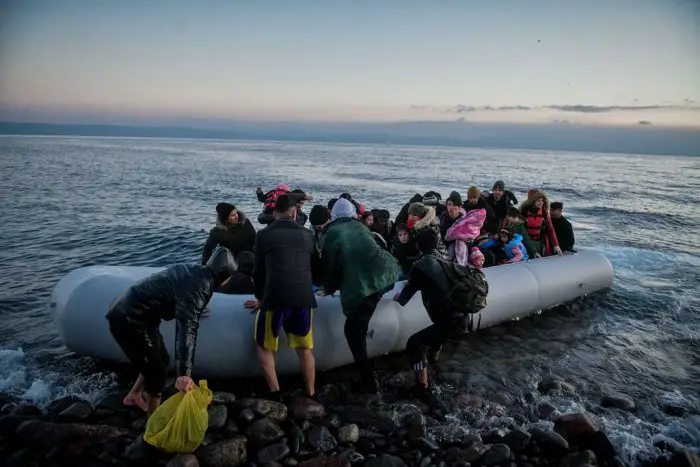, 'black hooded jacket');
486,191,518,232
392,194,424,239
202,211,256,264
106,247,238,377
